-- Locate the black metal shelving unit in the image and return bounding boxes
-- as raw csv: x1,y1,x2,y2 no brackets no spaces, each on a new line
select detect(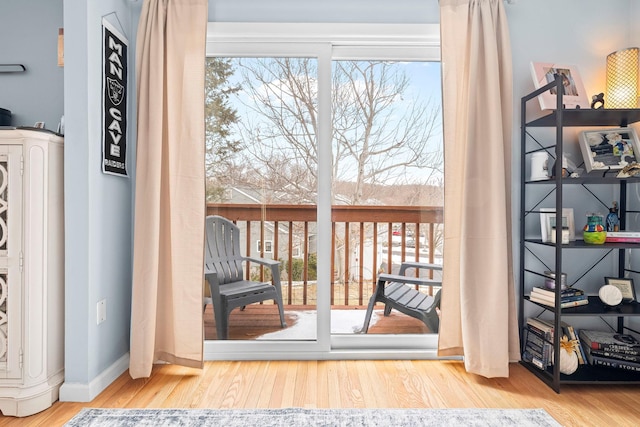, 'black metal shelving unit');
519,75,640,392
